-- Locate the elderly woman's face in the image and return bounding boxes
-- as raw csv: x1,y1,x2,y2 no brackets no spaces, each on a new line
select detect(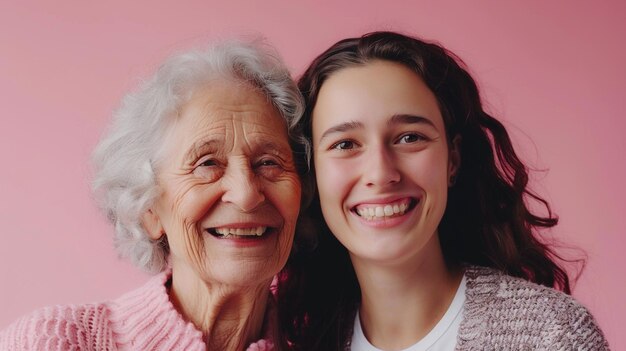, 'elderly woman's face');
144,81,301,286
